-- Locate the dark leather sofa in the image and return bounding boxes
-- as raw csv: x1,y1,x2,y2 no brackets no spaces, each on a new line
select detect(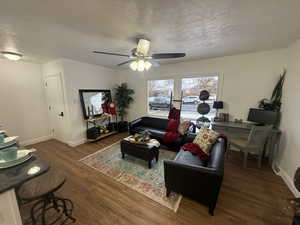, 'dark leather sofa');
129,116,195,151
164,134,226,215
